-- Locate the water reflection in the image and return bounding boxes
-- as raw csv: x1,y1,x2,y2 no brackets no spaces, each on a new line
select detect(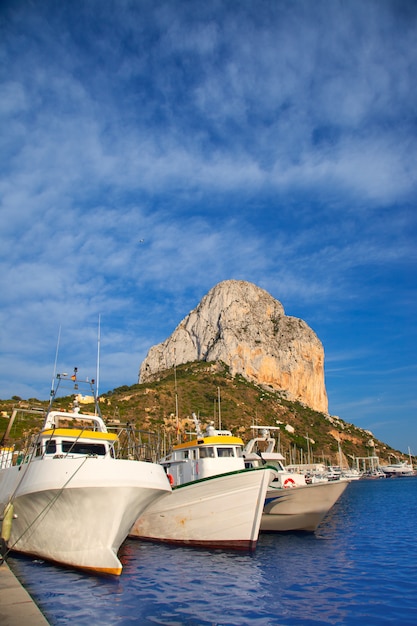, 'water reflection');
8,479,417,625
119,540,267,625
